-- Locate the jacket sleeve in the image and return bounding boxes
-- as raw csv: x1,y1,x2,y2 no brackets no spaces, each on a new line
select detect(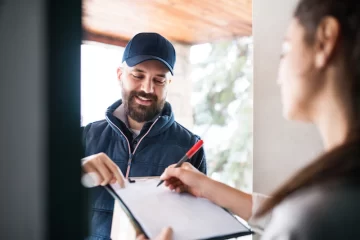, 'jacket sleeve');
247,193,272,235
191,135,207,175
